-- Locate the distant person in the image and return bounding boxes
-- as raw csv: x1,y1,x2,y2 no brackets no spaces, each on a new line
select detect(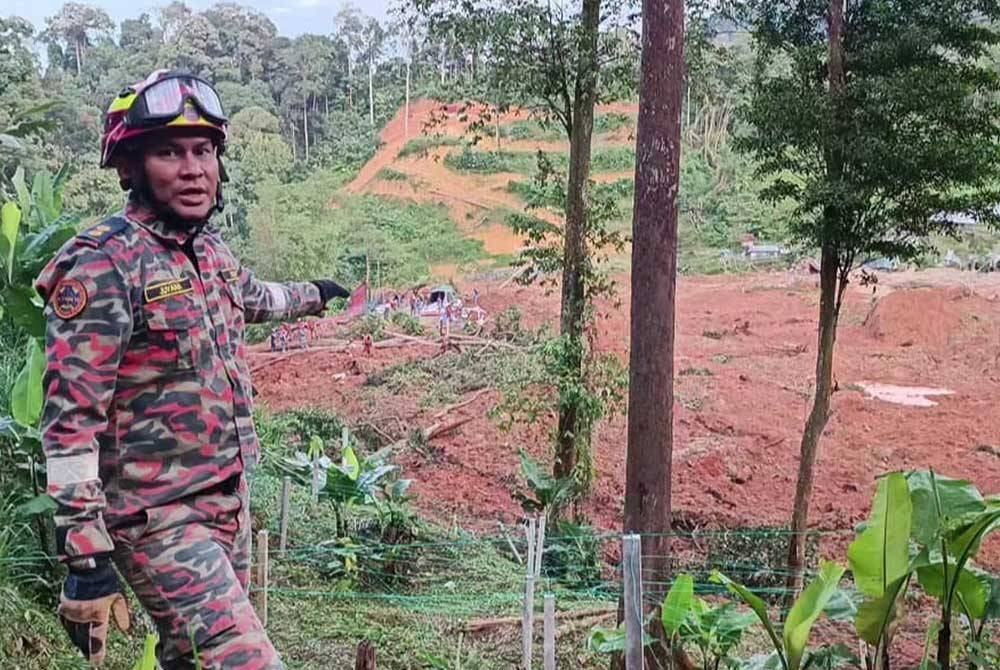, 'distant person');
472,288,480,306
35,70,350,669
